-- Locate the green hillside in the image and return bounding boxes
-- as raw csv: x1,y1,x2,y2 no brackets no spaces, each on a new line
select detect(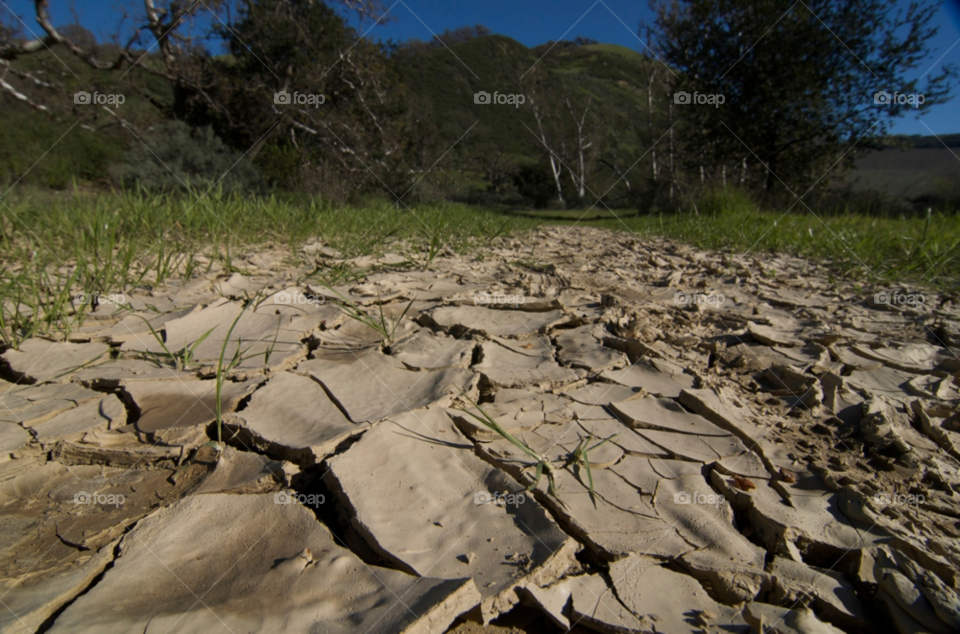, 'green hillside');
394,35,658,157
0,46,169,188
851,146,960,200
6,34,669,194
4,31,957,210
395,35,538,156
